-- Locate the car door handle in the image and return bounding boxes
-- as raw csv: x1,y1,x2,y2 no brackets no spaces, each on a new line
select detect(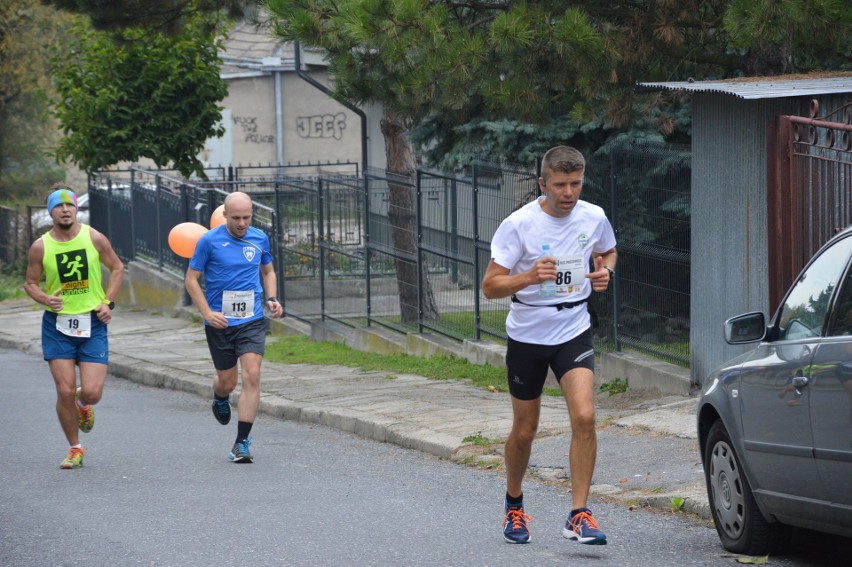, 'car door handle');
792,375,809,393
